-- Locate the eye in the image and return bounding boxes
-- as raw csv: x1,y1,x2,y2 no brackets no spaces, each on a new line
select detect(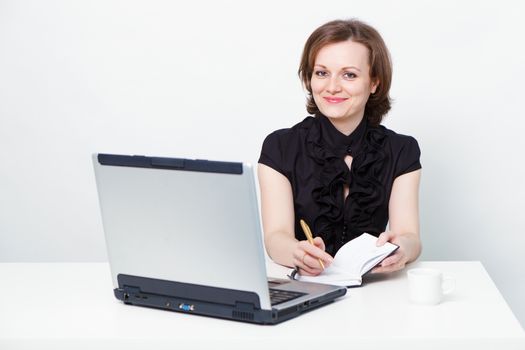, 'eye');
343,72,357,80
314,70,328,78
